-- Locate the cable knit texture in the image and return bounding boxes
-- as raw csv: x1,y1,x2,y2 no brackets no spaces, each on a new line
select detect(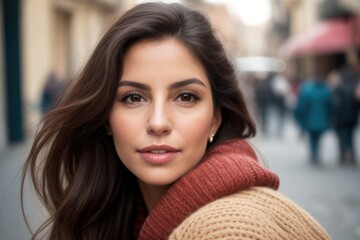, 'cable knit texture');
169,187,330,239
139,139,281,239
